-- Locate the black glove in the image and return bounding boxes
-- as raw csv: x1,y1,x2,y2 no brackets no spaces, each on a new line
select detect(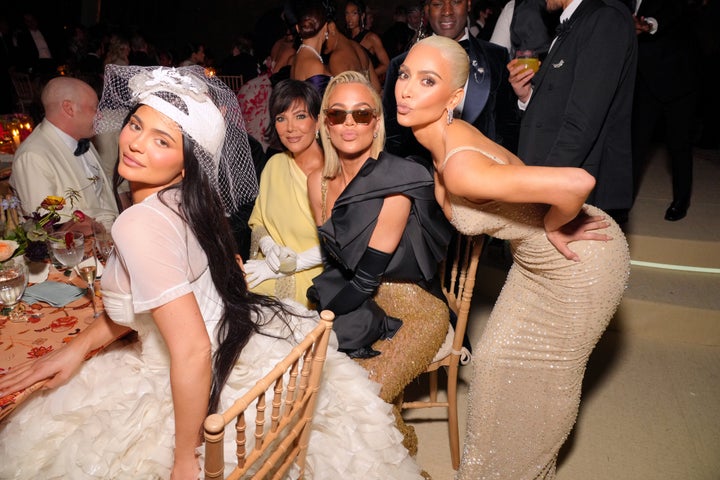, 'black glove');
325,247,391,314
